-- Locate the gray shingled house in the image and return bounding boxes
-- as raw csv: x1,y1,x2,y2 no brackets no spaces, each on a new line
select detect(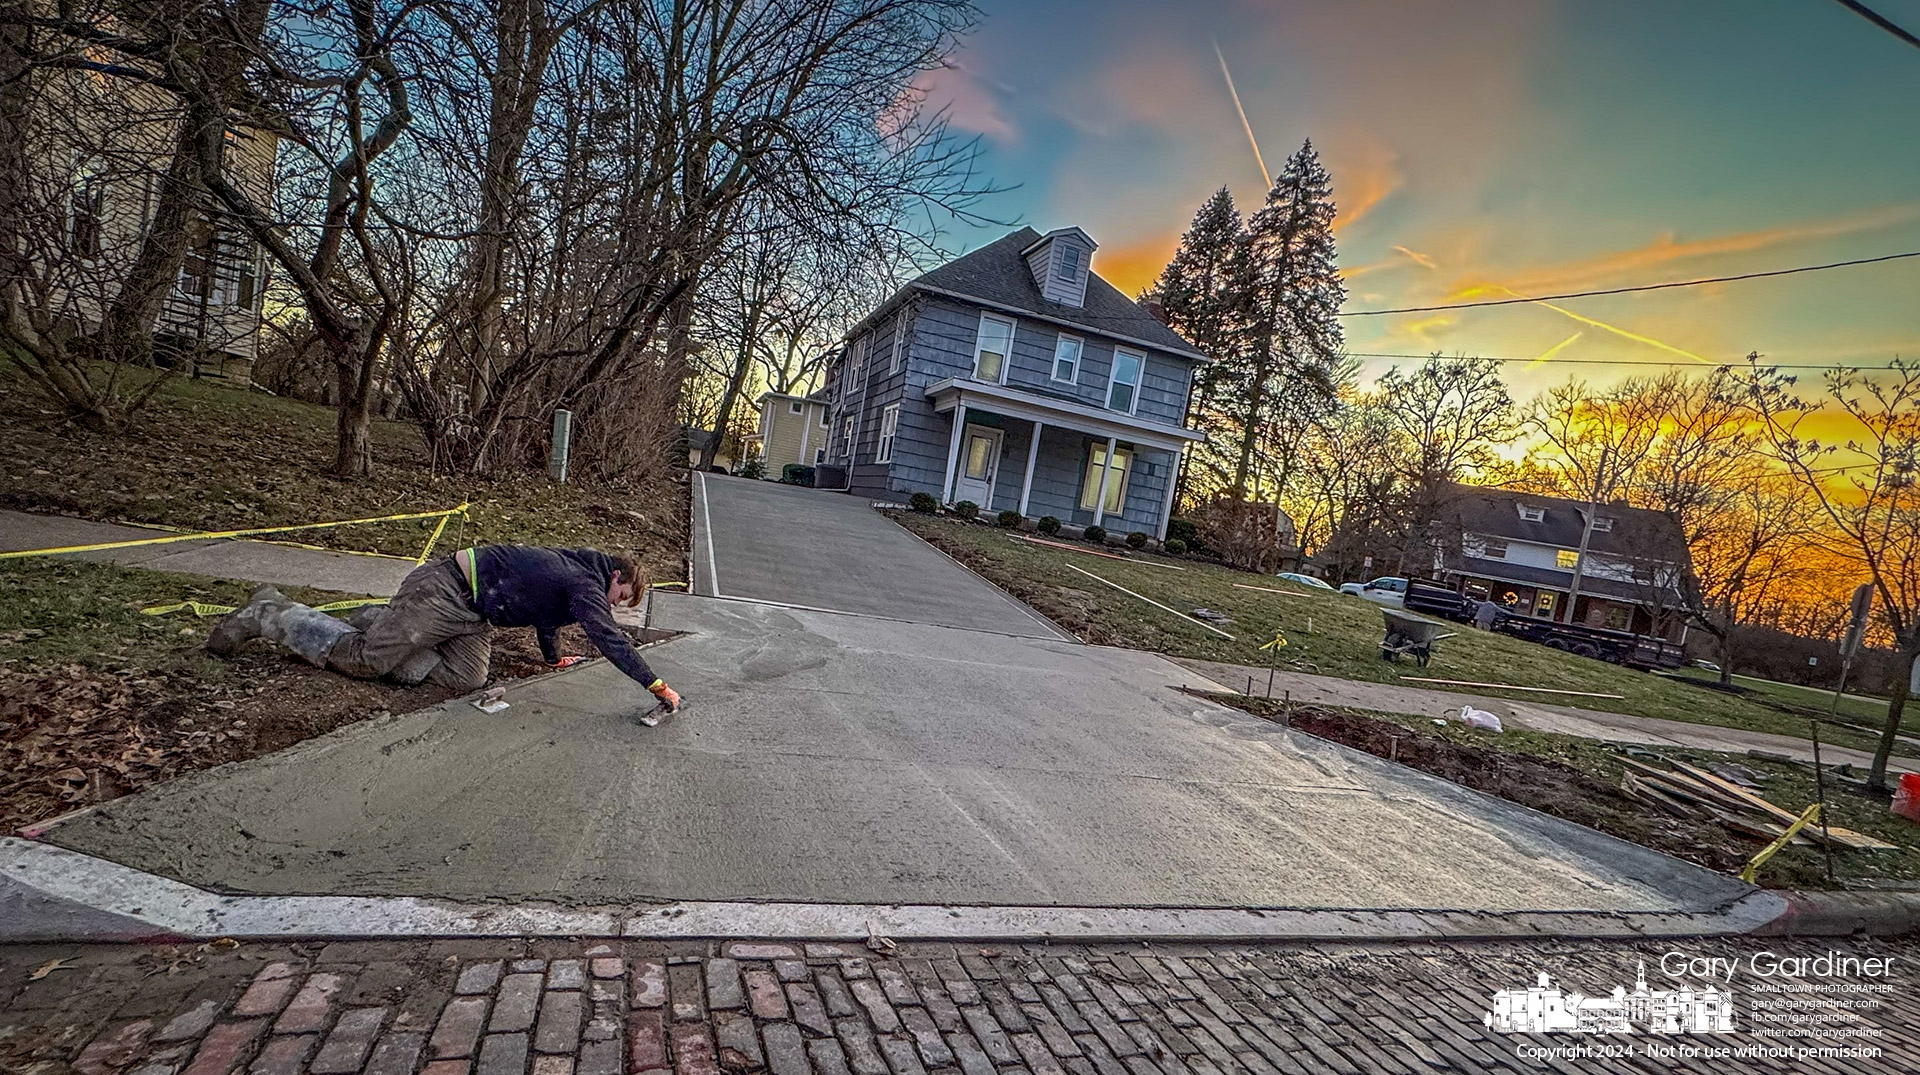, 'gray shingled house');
819,227,1208,540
